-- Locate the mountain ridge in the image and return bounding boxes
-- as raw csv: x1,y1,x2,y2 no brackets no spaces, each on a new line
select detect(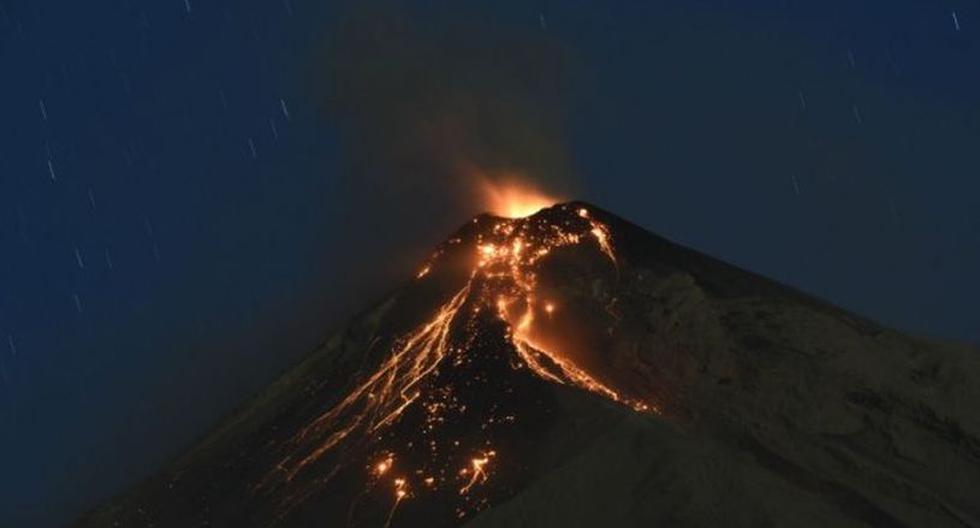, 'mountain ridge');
77,201,980,527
